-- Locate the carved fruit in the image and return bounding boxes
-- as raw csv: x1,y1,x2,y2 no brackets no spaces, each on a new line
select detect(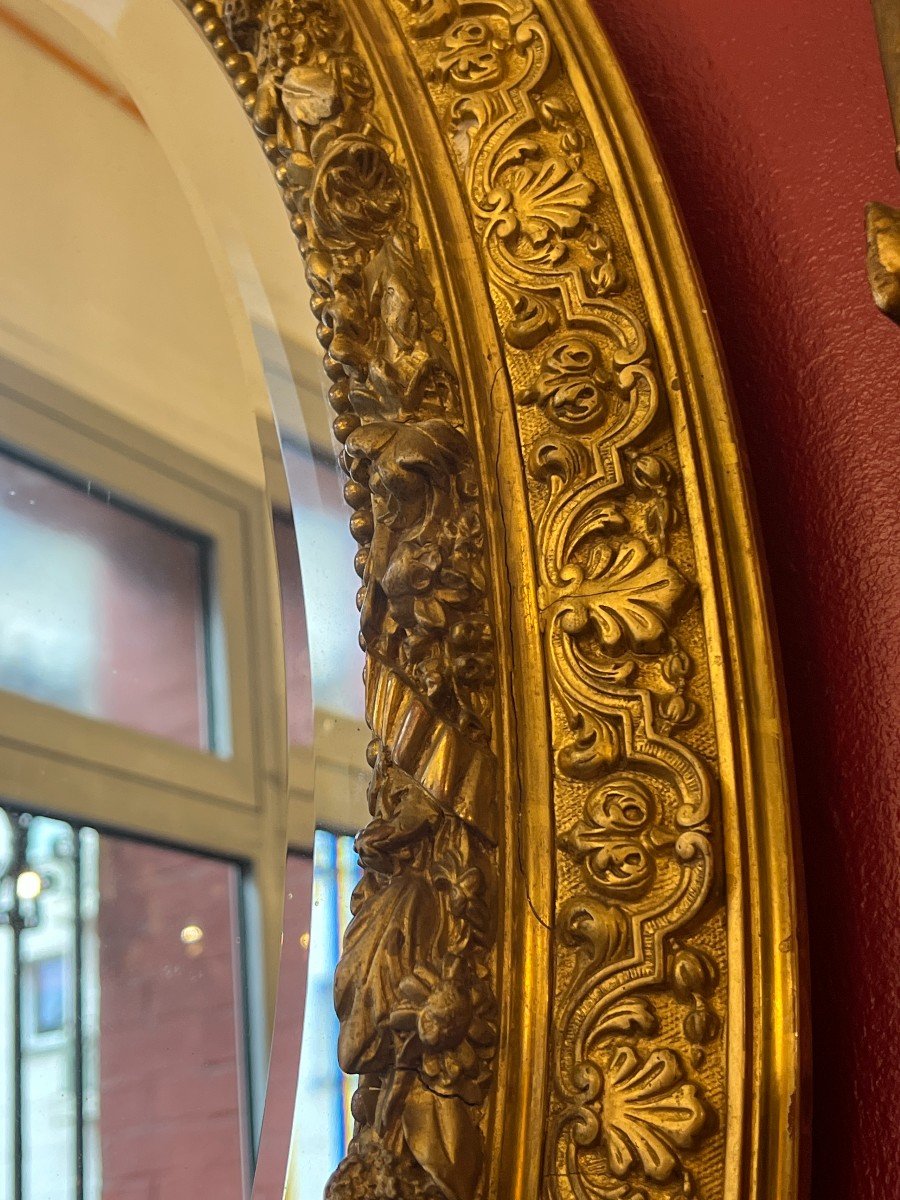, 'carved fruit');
417,981,473,1051
670,948,716,1000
